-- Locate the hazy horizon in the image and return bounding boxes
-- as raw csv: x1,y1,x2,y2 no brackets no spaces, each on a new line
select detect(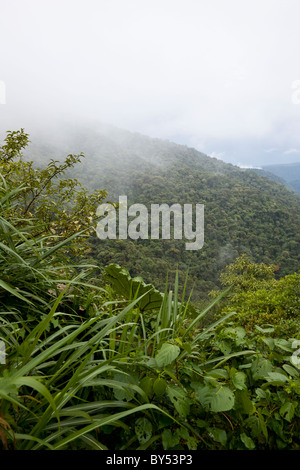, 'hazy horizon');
1,0,300,168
